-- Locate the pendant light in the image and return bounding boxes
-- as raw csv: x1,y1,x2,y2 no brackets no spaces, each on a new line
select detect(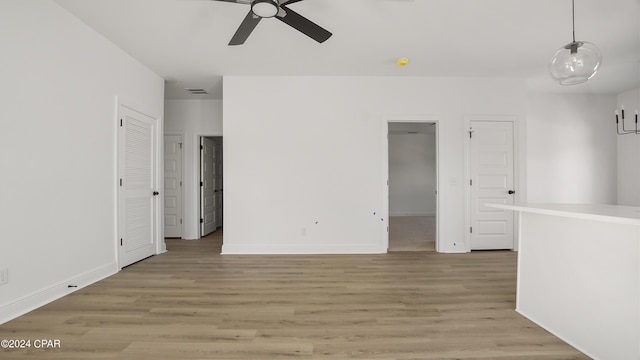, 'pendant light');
549,0,602,85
